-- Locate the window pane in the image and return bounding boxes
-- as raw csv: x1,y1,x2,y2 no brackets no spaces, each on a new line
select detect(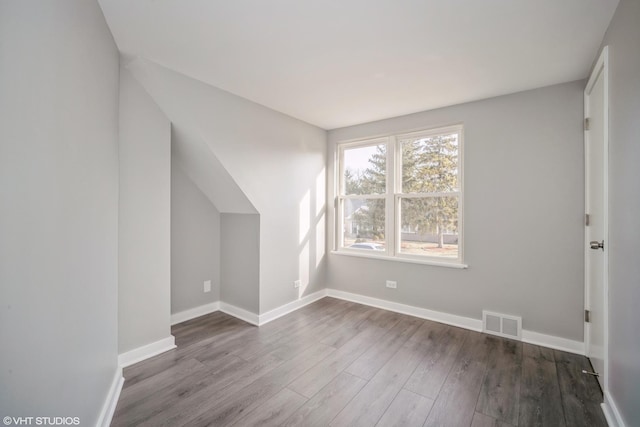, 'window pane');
399,196,458,258
342,144,386,195
401,133,458,193
342,198,385,250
